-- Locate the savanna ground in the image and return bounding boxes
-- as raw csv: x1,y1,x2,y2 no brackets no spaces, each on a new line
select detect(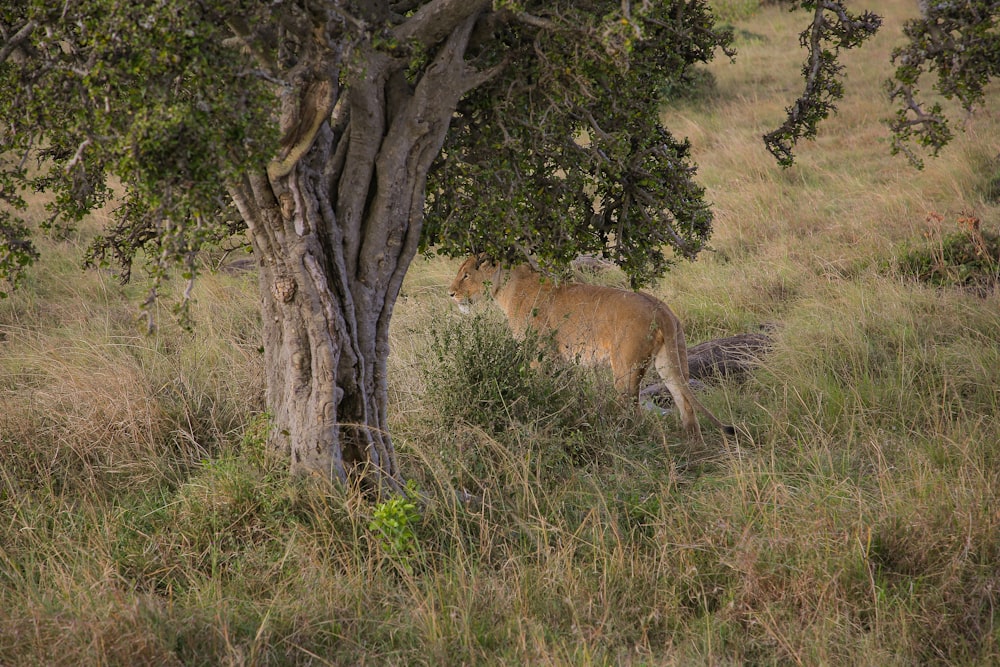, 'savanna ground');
2,1,1000,664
